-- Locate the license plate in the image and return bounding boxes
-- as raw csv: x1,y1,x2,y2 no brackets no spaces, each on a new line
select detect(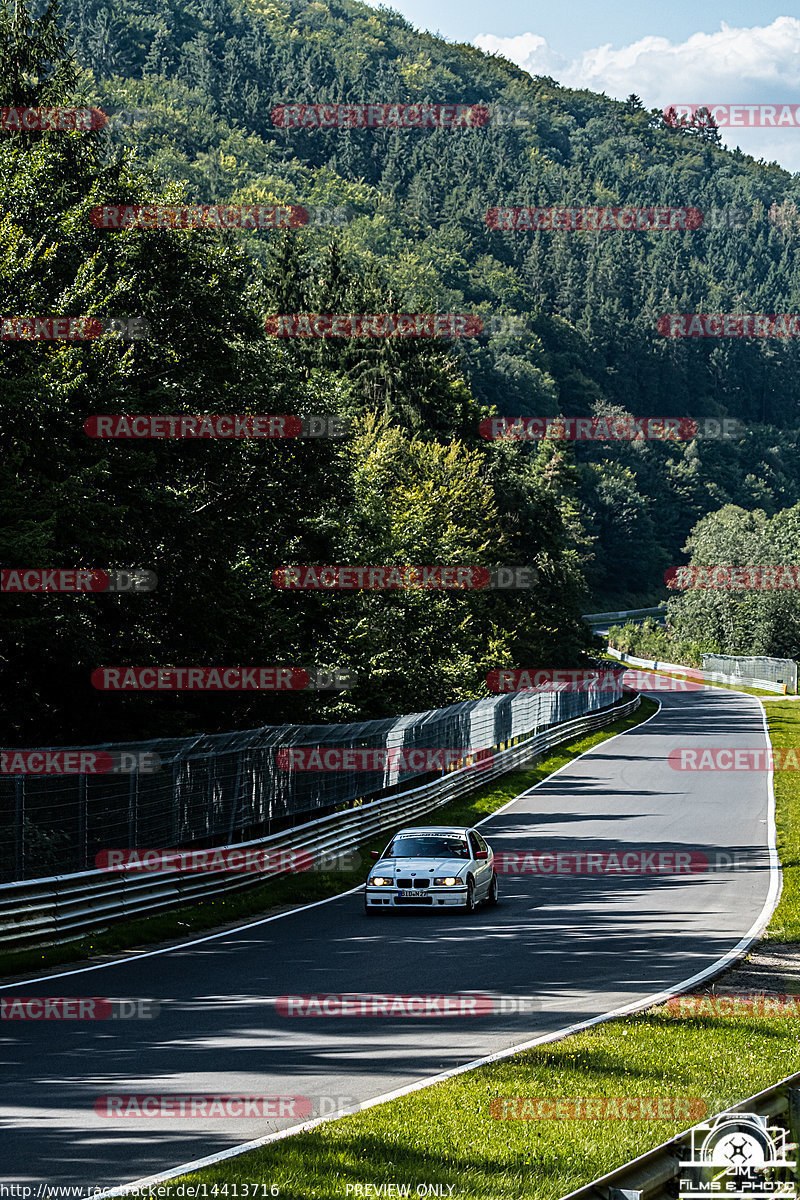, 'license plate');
397,889,427,898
